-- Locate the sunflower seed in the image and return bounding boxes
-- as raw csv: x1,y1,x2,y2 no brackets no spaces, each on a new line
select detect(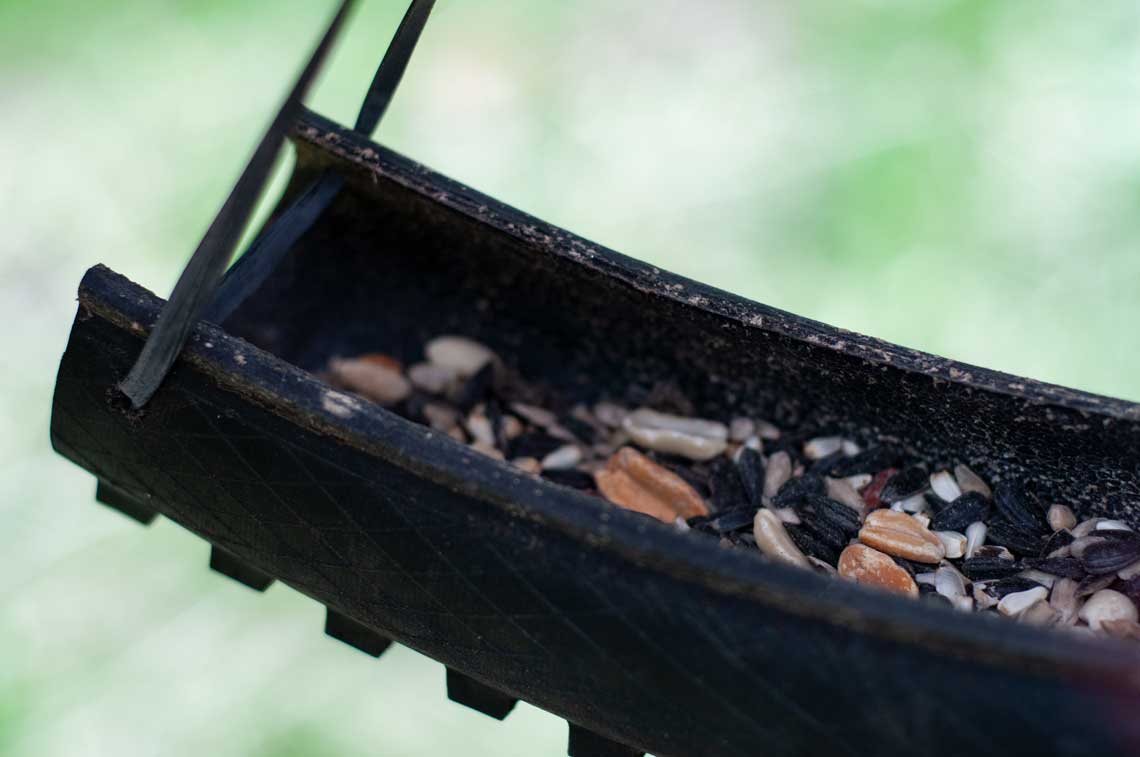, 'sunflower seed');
1072,518,1104,538
935,531,967,559
1114,575,1140,605
709,507,759,533
897,493,928,513
974,583,1000,610
825,477,867,518
708,458,748,513
804,436,843,460
736,448,765,508
511,457,542,475
763,451,793,503
465,412,496,447
985,520,1045,556
1024,557,1086,579
965,521,987,559
422,402,460,432
470,440,504,460
993,479,1048,535
728,418,755,442
961,556,1023,581
754,509,811,568
407,361,456,394
1096,520,1134,532
800,495,862,534
1050,578,1082,624
829,446,901,478
622,408,728,461
1080,536,1140,575
592,402,628,428
929,492,991,532
1020,600,1060,627
1118,559,1140,581
541,445,583,471
844,473,873,491
806,556,838,576
976,545,1016,560
772,474,825,508
998,586,1049,617
954,464,993,498
912,513,932,529
752,420,780,440
1041,529,1075,558
1079,589,1139,631
930,471,963,503
1047,504,1077,532
785,523,839,564
425,335,496,377
986,577,1044,599
879,466,929,504
451,361,494,411
935,566,967,599
1076,573,1118,598
773,507,801,525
